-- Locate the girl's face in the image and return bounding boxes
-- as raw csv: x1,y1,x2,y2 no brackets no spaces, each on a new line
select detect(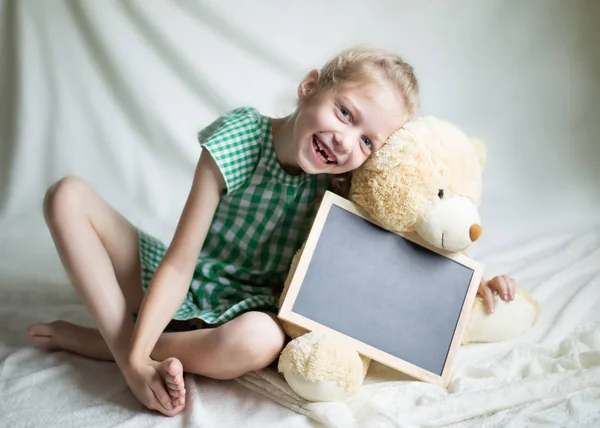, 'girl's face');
292,72,407,175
